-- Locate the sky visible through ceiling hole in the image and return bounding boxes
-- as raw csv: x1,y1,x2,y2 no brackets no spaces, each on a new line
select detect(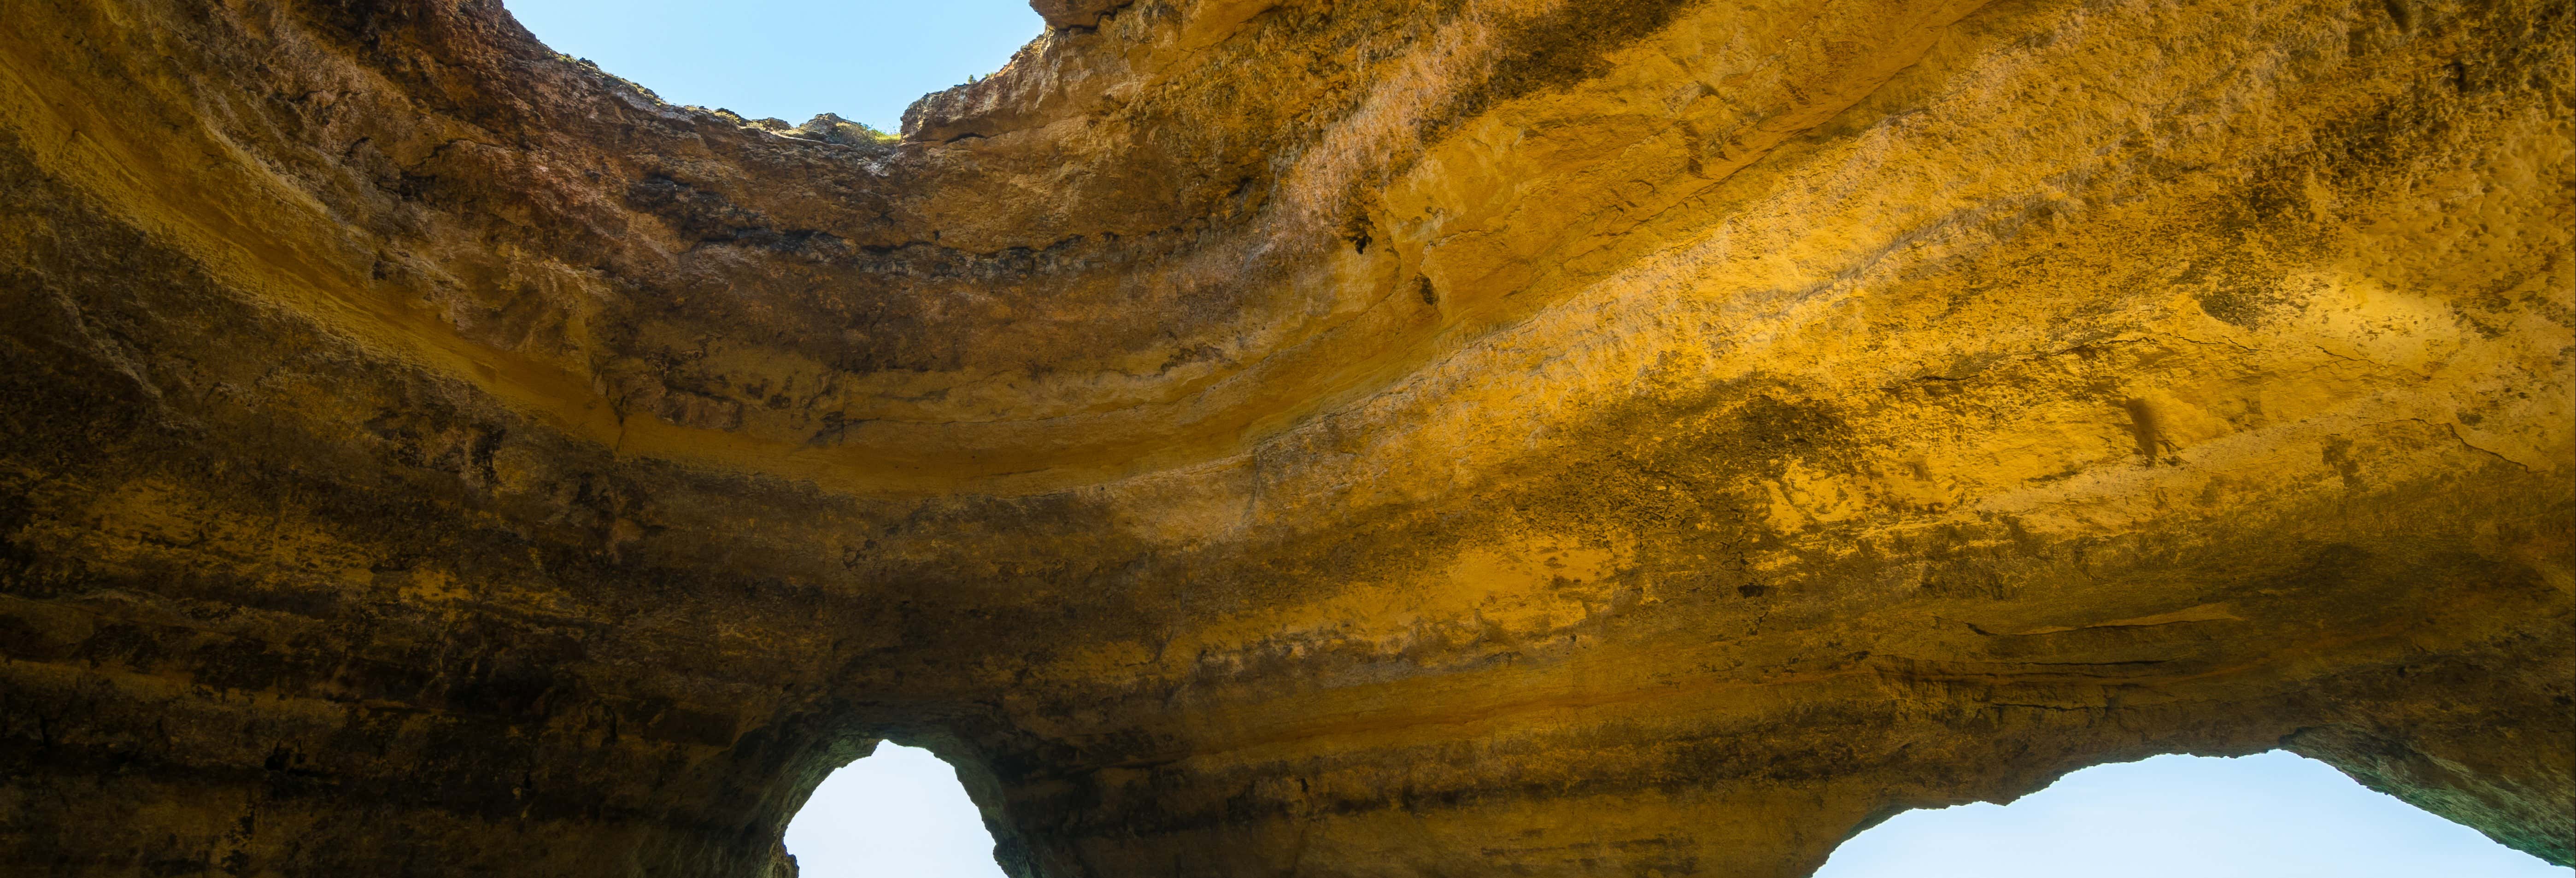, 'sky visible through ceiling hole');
503,0,1042,132
496,6,2566,875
